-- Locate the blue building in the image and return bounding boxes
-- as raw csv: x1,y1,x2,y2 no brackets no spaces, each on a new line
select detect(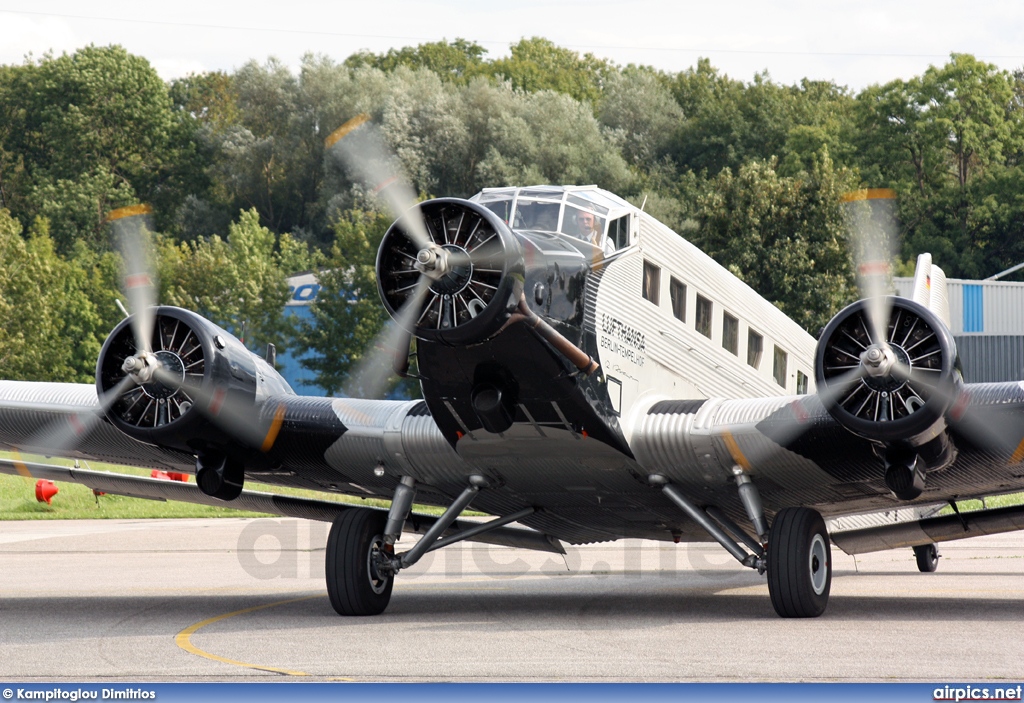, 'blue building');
279,271,326,396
